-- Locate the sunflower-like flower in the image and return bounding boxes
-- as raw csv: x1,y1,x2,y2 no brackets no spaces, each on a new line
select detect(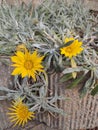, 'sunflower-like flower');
7,99,35,127
60,38,83,58
11,48,44,80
